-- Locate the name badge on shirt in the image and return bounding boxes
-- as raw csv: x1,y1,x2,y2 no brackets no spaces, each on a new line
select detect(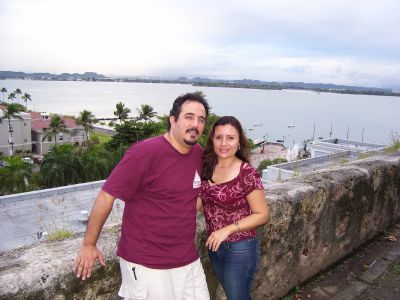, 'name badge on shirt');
193,170,201,188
